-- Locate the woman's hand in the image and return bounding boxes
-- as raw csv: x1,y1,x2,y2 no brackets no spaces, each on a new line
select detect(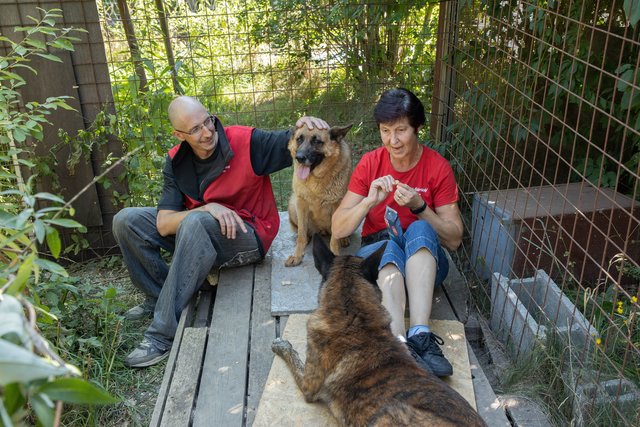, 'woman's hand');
367,175,396,207
393,182,423,211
